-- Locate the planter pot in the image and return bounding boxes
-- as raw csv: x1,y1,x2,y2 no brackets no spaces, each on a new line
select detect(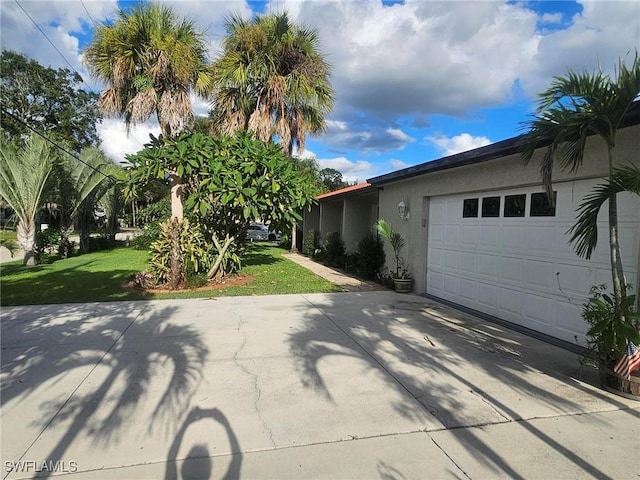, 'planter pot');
599,366,640,401
393,278,413,293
